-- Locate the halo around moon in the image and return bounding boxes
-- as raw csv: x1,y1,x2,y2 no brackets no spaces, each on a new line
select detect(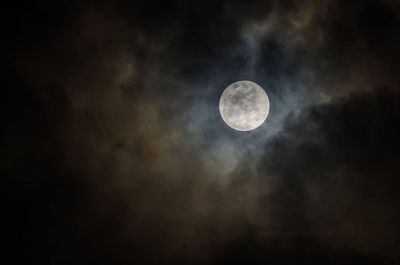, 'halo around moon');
219,80,270,131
